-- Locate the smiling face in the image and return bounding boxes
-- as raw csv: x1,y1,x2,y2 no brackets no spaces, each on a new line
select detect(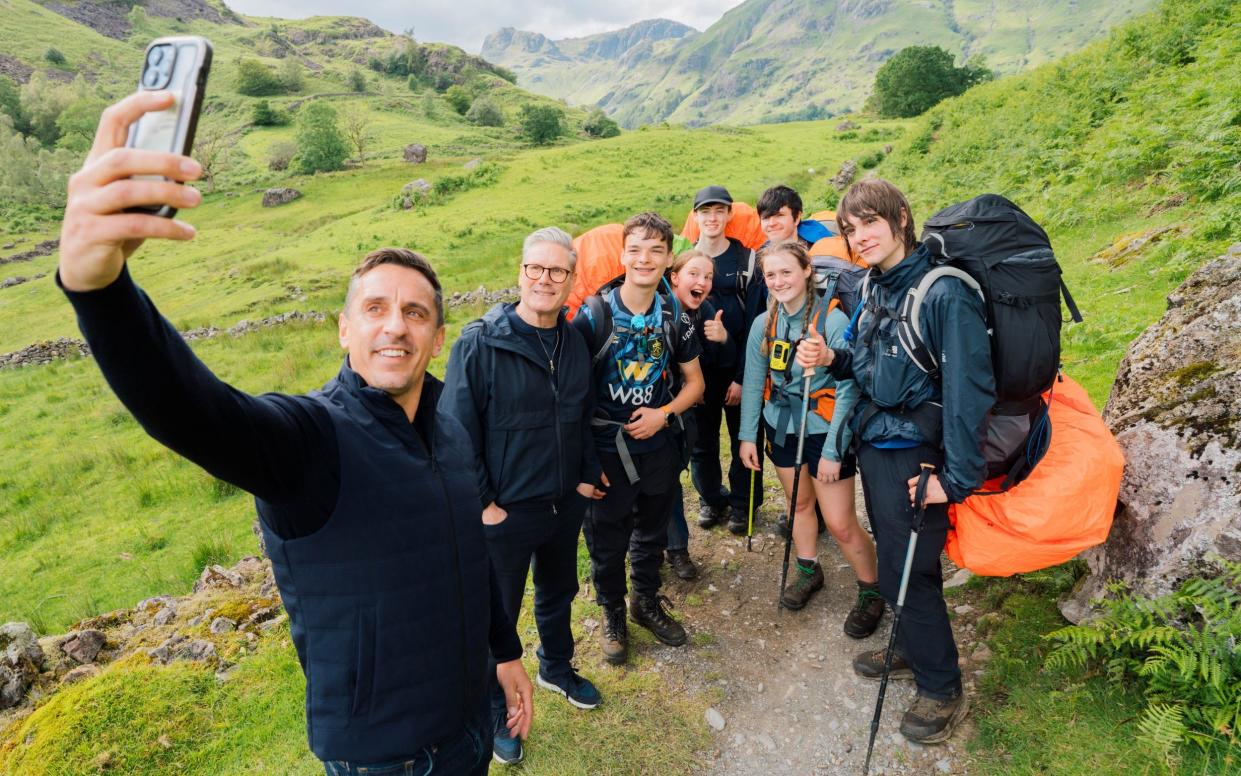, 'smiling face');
839,208,909,272
671,256,714,310
694,203,731,240
761,206,800,244
338,263,445,406
621,230,672,290
518,241,575,318
761,249,811,310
